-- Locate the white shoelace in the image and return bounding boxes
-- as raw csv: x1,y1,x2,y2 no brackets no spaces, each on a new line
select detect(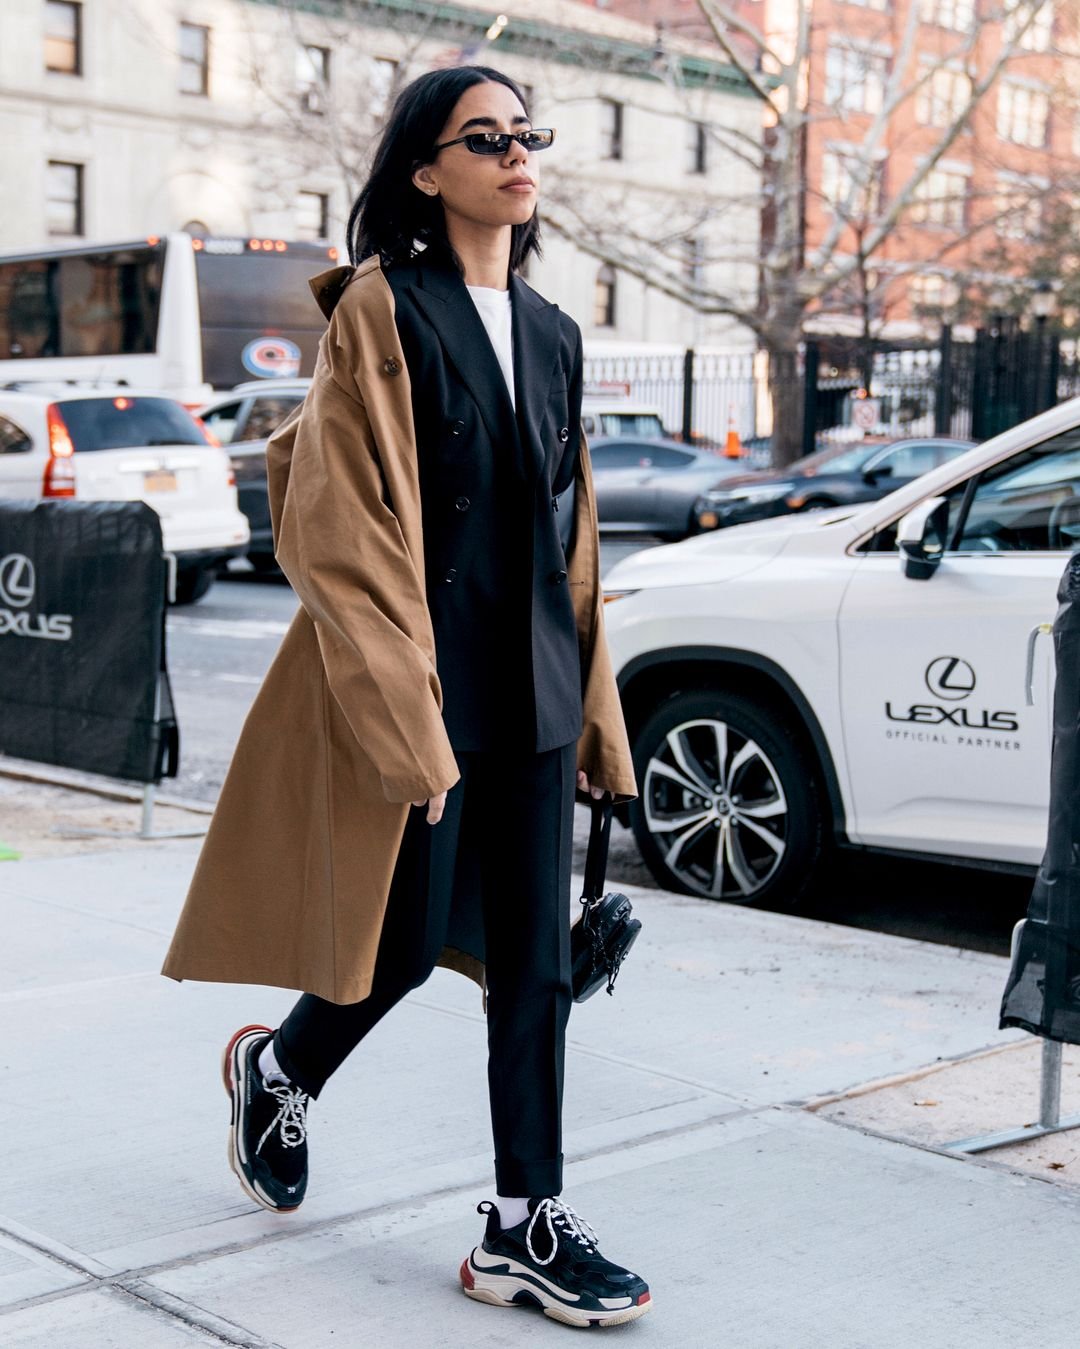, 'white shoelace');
525,1198,600,1267
256,1082,309,1153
